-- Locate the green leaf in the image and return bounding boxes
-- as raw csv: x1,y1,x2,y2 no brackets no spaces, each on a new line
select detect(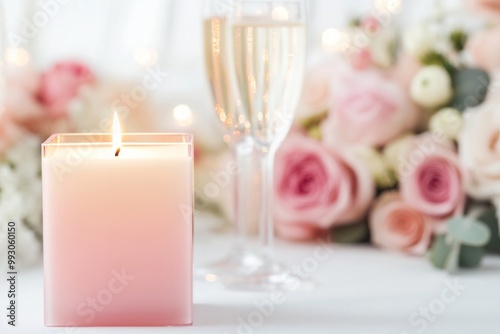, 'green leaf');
420,51,455,76
307,126,322,141
478,209,500,254
430,235,485,270
450,30,468,52
331,222,369,244
349,17,361,28
430,235,453,269
451,68,490,111
447,217,491,247
459,246,484,268
300,111,328,131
